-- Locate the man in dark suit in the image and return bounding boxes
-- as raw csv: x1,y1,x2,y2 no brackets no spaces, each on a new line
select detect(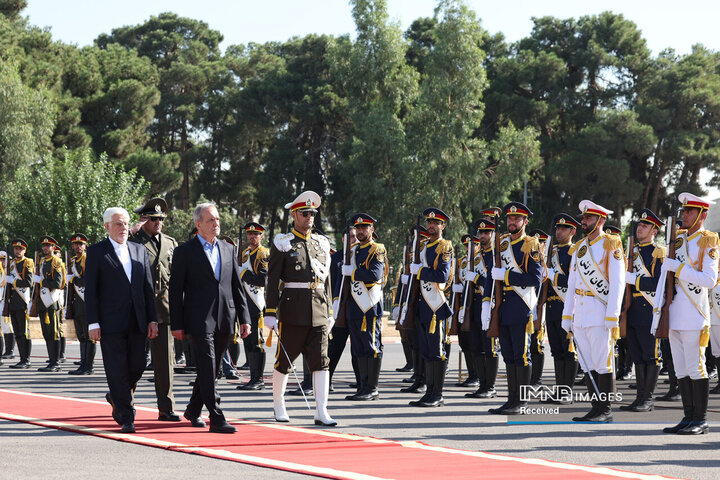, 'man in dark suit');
86,207,158,434
170,202,251,434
